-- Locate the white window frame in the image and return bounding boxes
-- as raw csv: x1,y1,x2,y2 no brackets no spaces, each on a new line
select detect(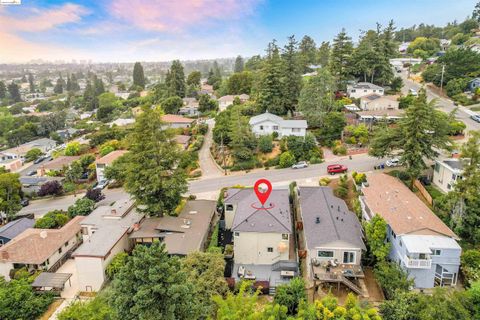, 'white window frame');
317,250,334,258
267,247,273,253
282,233,289,240
343,251,356,264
